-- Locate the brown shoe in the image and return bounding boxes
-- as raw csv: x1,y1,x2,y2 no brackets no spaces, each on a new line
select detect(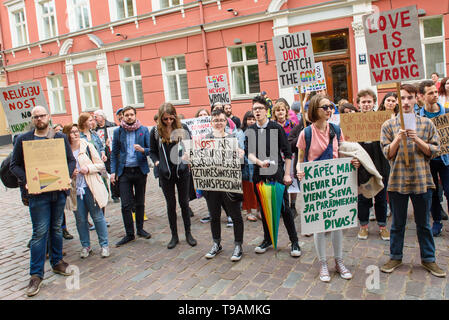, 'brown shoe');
422,261,447,278
380,259,402,273
25,275,42,297
52,260,73,276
